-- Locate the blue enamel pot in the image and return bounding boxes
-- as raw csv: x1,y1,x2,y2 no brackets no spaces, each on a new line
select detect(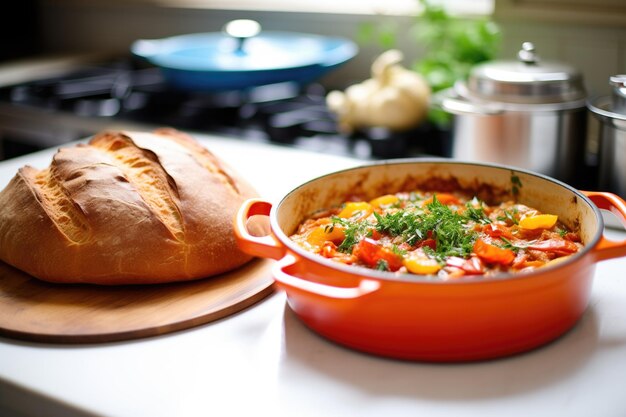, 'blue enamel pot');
131,21,358,91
